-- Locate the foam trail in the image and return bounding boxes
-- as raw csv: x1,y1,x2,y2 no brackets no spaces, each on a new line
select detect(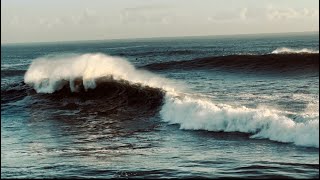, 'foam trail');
161,93,319,148
272,47,319,54
25,53,319,148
